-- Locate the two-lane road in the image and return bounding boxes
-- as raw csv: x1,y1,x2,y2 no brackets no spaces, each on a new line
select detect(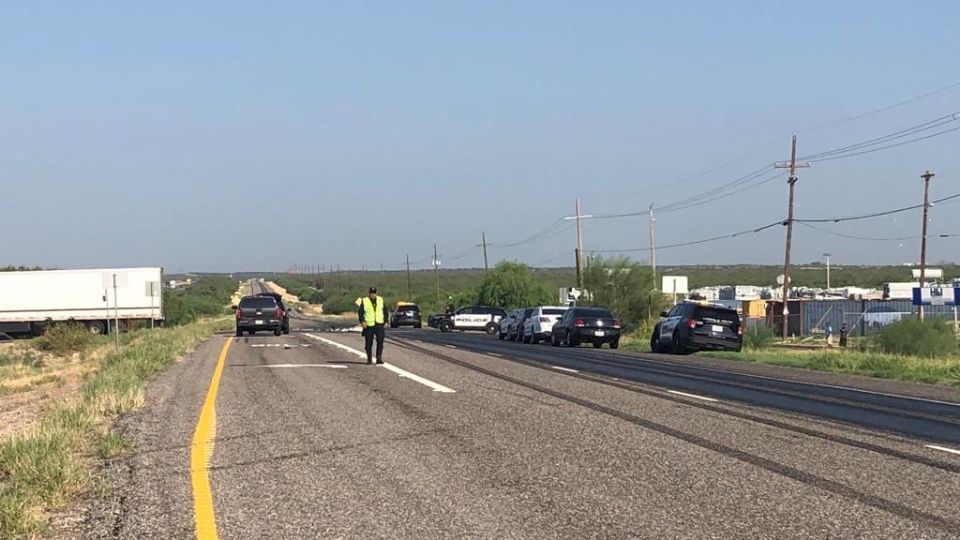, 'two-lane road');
74,317,960,539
